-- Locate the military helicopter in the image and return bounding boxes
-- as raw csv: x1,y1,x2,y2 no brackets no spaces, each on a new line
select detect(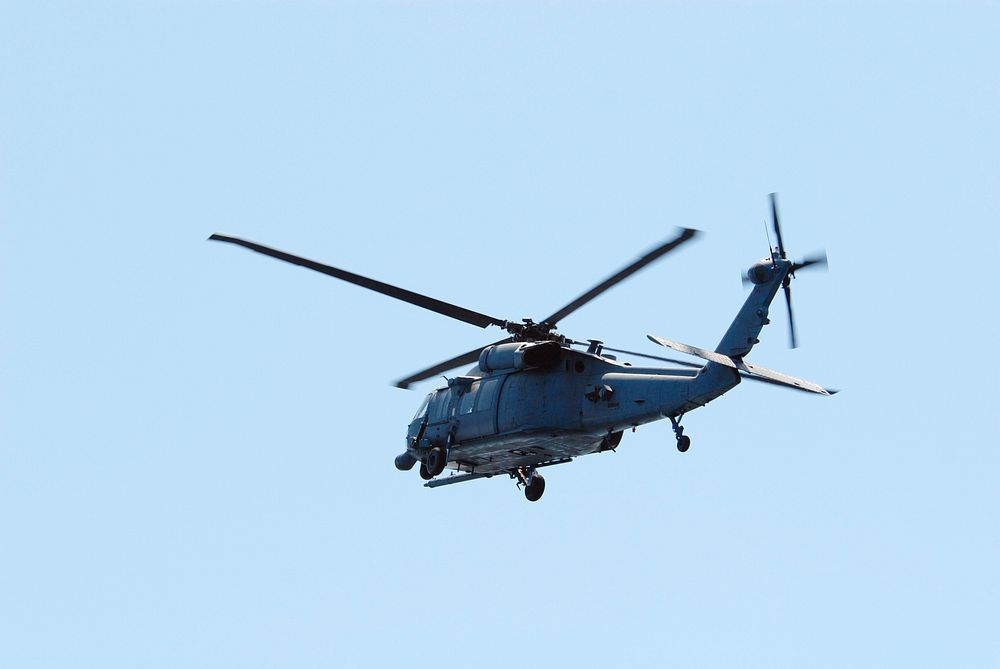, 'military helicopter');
211,193,833,502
